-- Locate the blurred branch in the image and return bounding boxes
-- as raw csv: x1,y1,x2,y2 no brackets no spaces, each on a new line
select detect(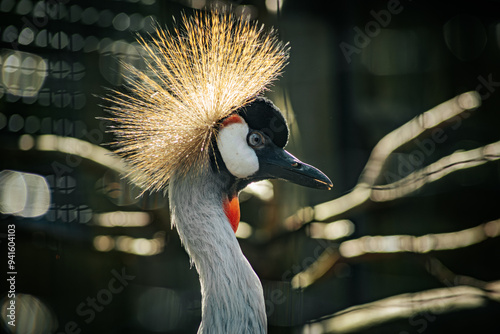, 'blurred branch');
371,140,500,202
359,91,481,187
287,92,500,290
424,257,488,289
307,280,500,333
293,218,500,288
291,249,340,289
338,218,500,258
313,91,481,222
